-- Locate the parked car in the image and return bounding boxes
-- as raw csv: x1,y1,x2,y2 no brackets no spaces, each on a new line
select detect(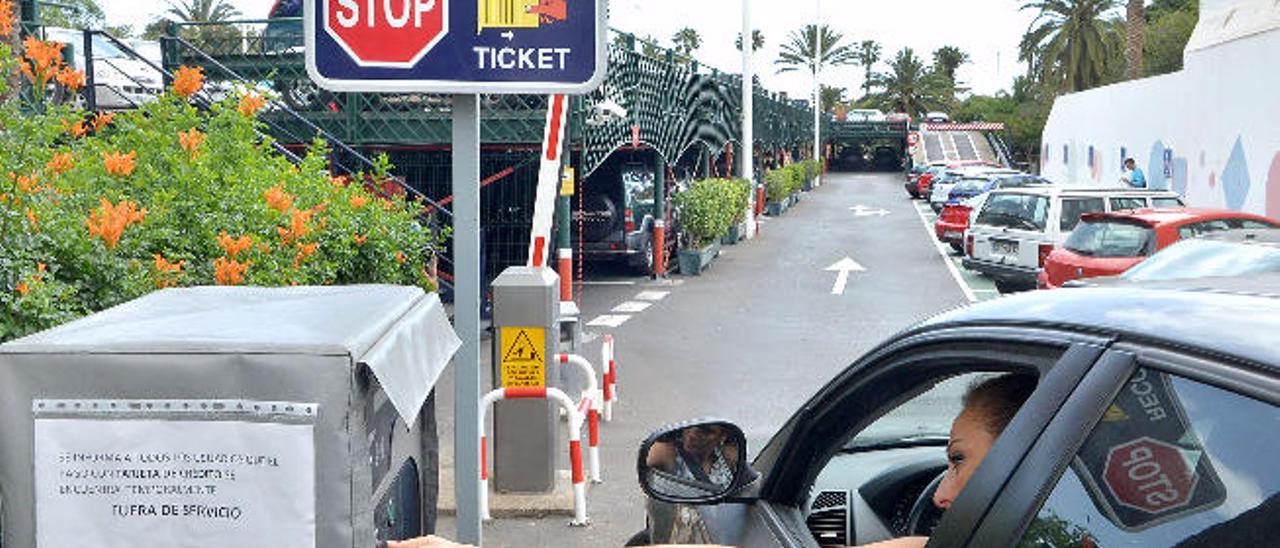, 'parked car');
905,163,932,194
1038,208,1280,288
915,161,993,198
848,109,887,122
928,167,1021,213
934,176,1051,252
42,27,162,110
573,160,680,275
924,111,950,123
635,278,1280,547
963,186,1184,293
1065,228,1280,287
